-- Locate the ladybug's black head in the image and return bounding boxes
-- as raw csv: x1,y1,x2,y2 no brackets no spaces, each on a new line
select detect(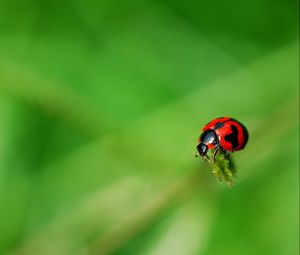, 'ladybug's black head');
197,143,208,156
